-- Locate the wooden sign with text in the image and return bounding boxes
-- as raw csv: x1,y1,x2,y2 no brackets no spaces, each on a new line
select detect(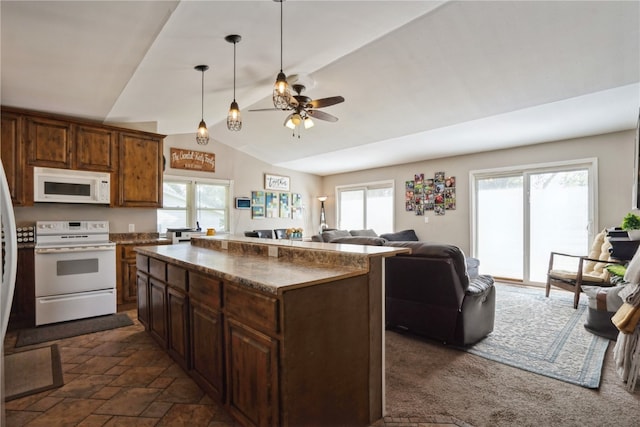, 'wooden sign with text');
170,147,215,172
